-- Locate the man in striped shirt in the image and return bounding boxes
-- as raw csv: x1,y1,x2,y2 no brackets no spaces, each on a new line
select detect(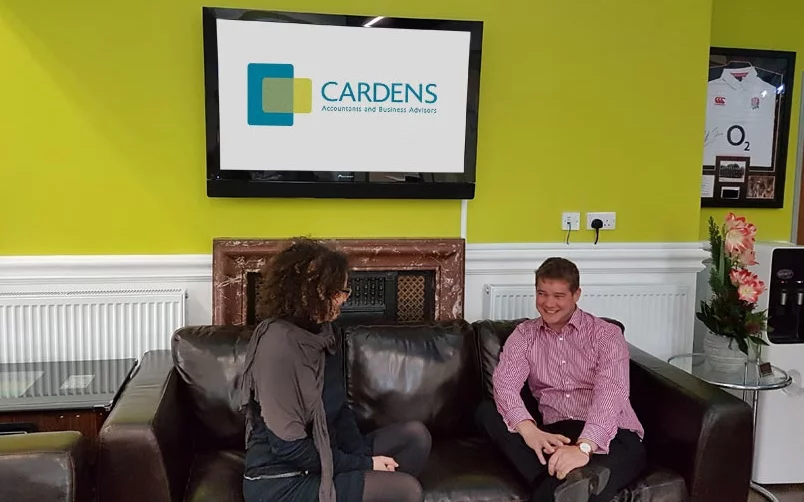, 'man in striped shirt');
475,257,646,502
